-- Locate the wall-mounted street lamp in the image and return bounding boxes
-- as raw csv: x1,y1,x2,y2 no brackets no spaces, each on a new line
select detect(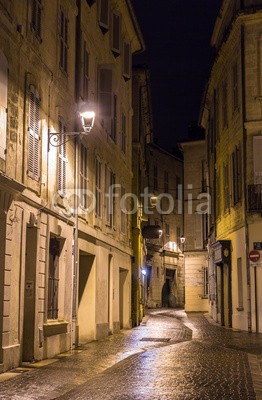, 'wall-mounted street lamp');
48,109,95,149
